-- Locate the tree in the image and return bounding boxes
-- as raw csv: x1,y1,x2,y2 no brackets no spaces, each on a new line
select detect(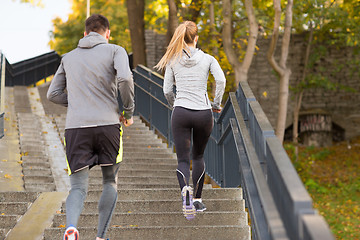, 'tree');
166,0,178,44
127,0,147,67
175,0,204,22
267,0,293,143
222,0,258,86
291,0,360,147
50,0,131,55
